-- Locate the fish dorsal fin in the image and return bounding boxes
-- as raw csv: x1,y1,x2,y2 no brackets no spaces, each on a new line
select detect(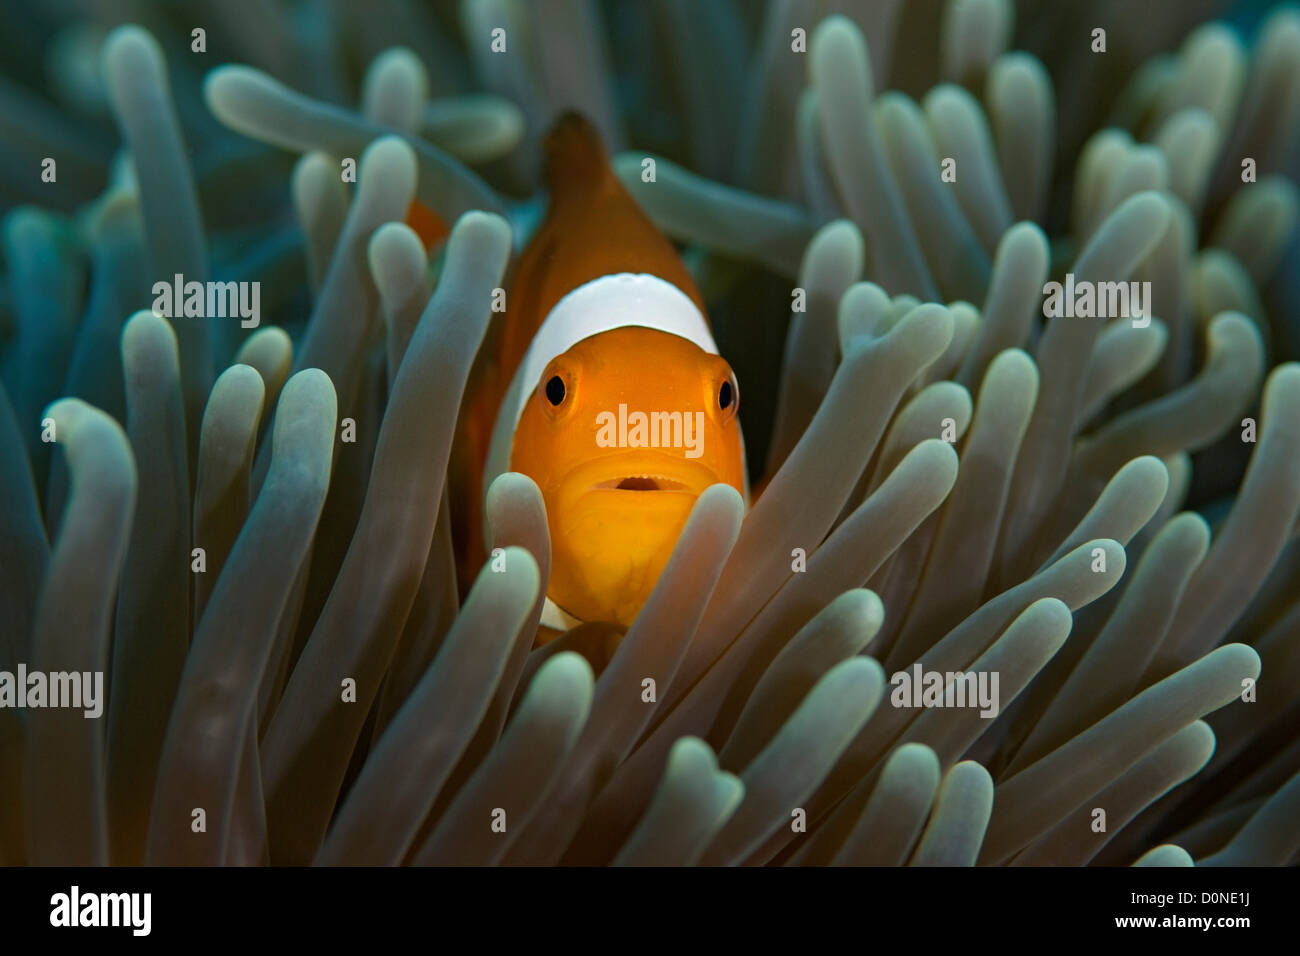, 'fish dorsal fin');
542,111,617,202
517,111,706,323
